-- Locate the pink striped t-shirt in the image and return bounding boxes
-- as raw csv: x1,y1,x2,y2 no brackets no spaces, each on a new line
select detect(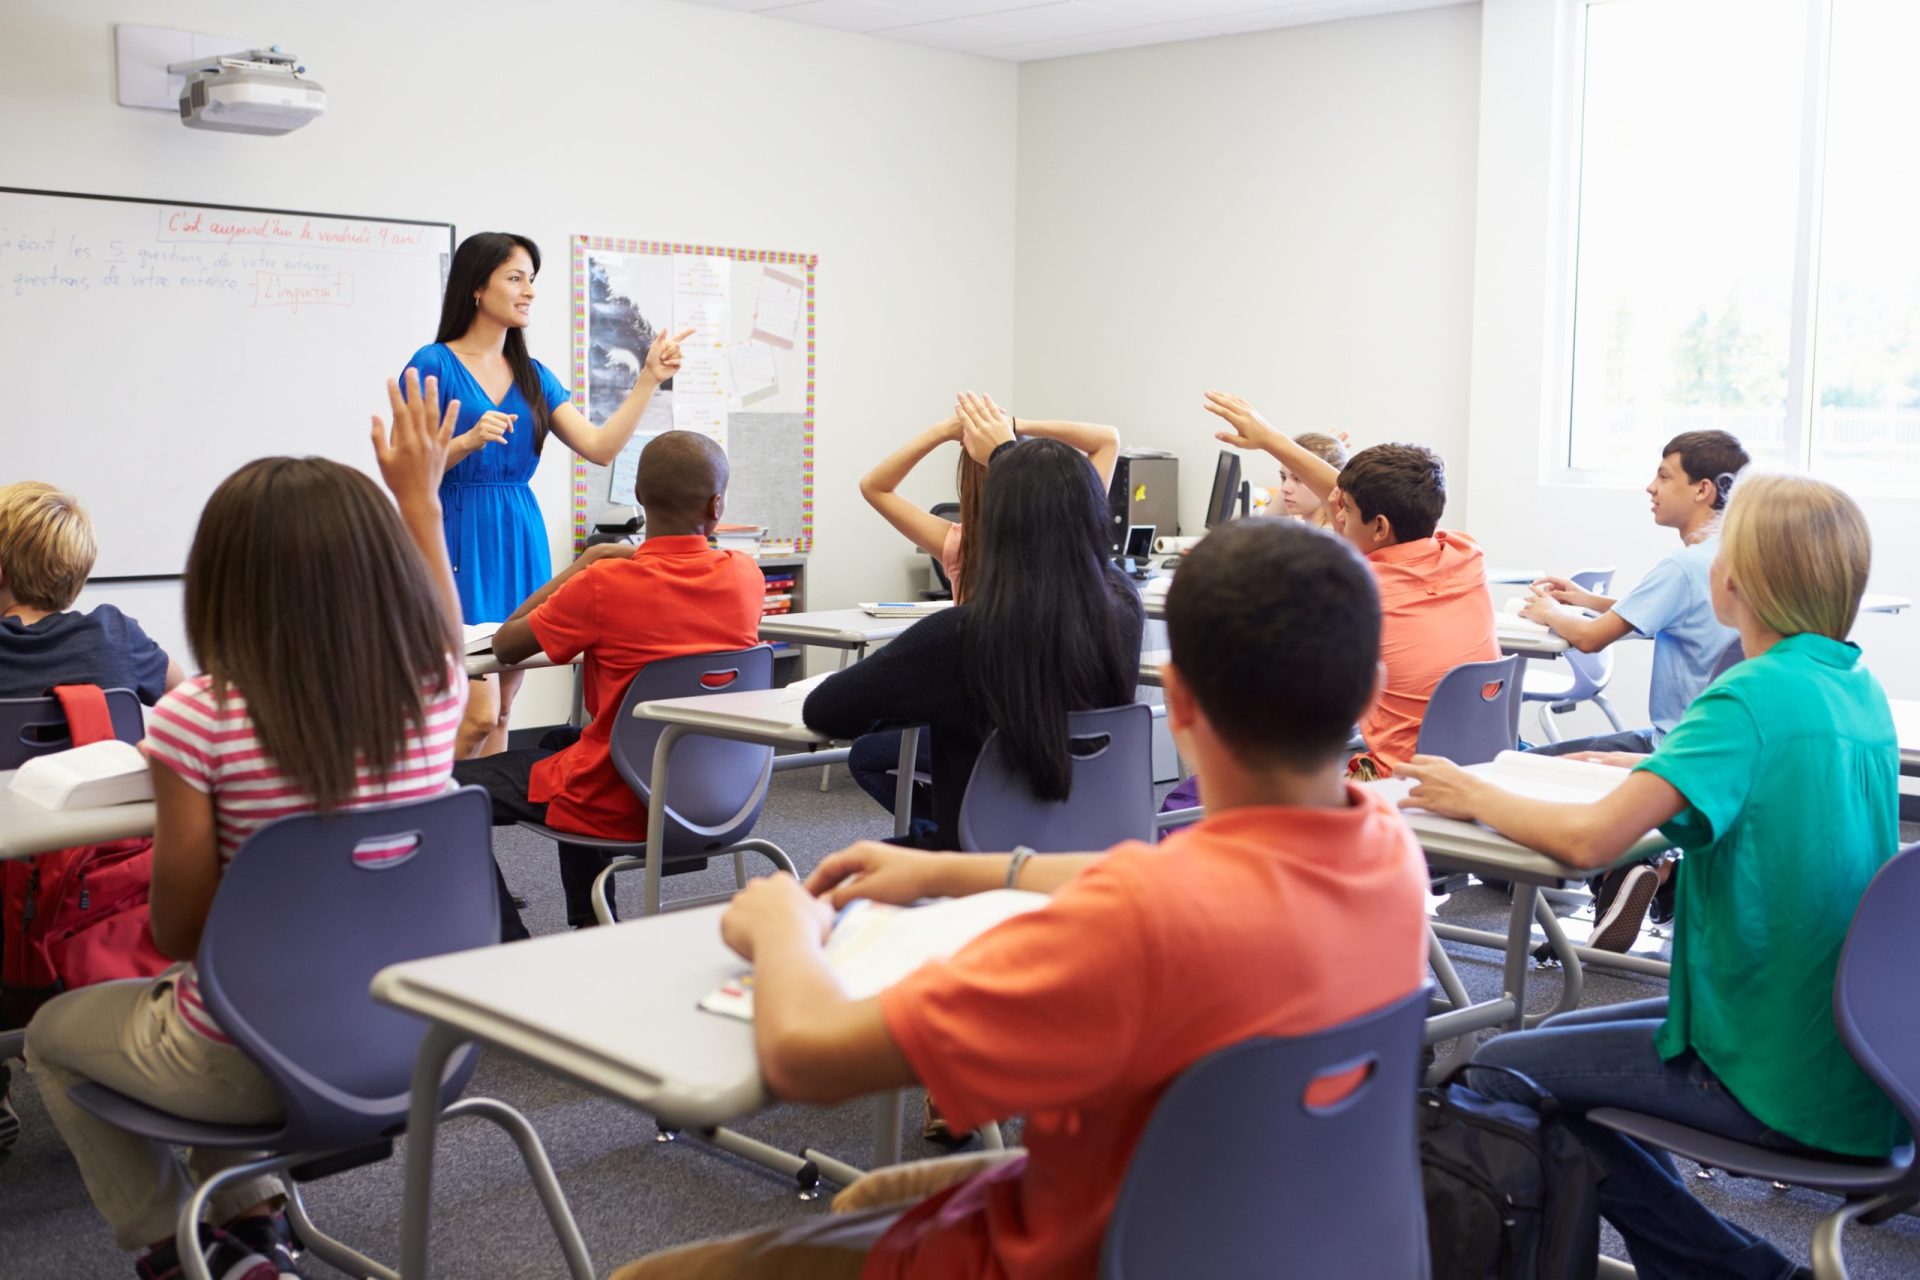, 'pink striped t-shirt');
143,668,467,1042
